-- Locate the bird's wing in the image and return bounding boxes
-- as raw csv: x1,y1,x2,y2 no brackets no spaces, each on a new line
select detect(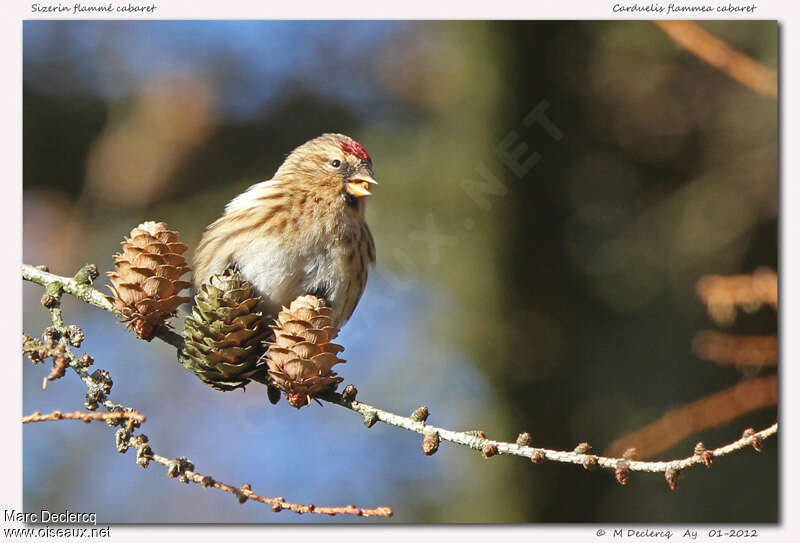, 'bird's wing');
193,179,287,287
224,179,284,214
